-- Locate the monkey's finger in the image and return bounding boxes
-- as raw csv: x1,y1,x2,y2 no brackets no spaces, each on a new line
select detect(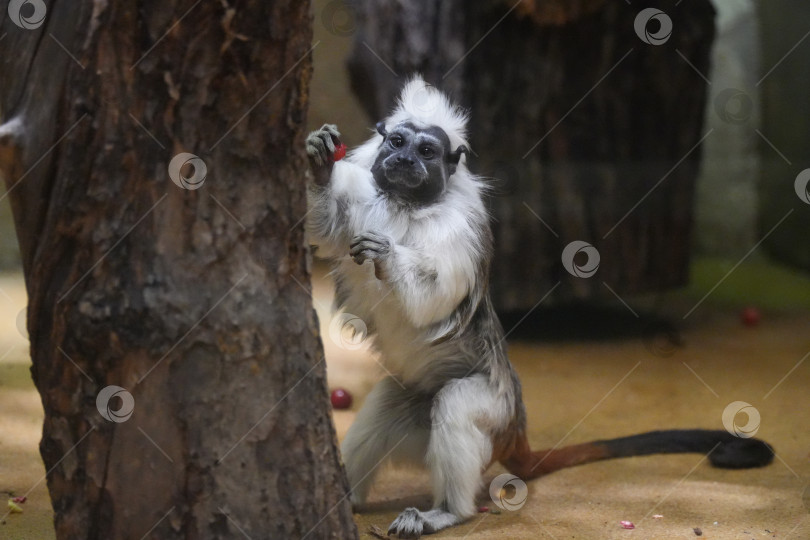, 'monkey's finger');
350,233,389,245
349,242,386,257
352,231,388,241
320,125,343,153
349,237,370,249
388,524,420,539
351,253,369,265
306,153,323,168
349,248,377,261
306,147,324,167
307,136,327,155
321,124,341,139
306,141,322,156
349,245,388,259
350,238,381,249
322,134,336,153
316,127,339,153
